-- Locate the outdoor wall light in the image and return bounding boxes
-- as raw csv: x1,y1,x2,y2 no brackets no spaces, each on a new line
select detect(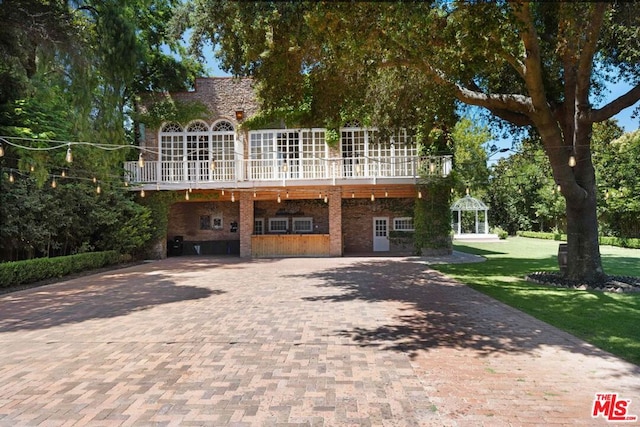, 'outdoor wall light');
235,109,245,121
